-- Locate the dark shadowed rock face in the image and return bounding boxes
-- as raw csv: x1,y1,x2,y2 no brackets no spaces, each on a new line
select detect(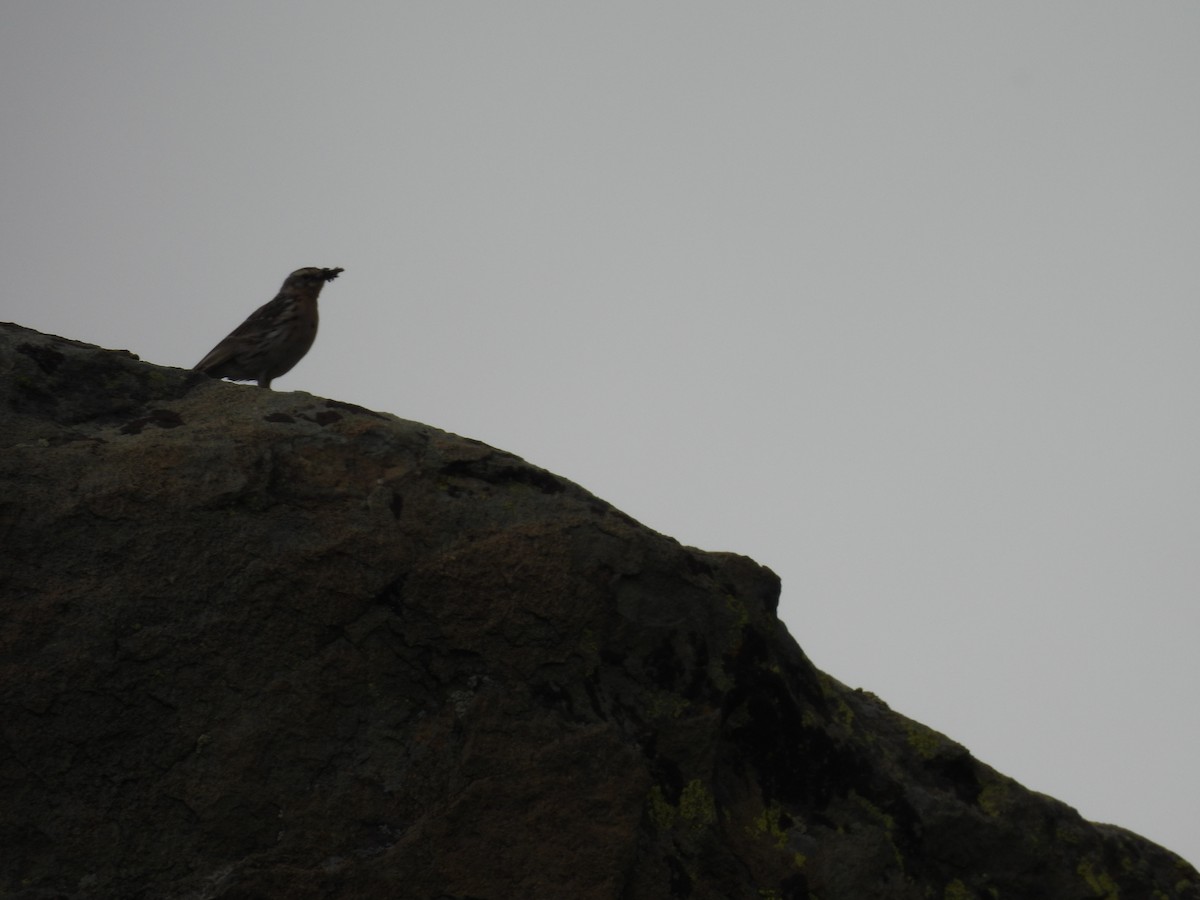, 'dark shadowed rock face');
0,321,1196,900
